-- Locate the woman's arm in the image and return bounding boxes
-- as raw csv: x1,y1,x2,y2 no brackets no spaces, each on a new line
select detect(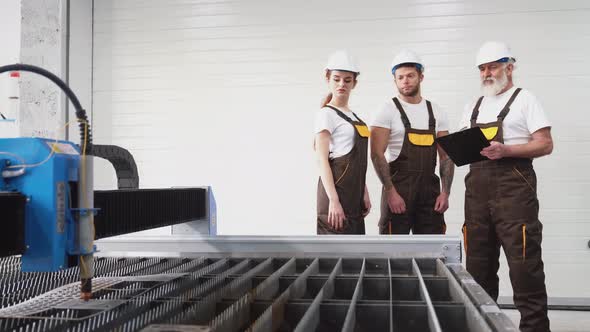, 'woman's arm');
363,184,371,217
316,130,345,229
